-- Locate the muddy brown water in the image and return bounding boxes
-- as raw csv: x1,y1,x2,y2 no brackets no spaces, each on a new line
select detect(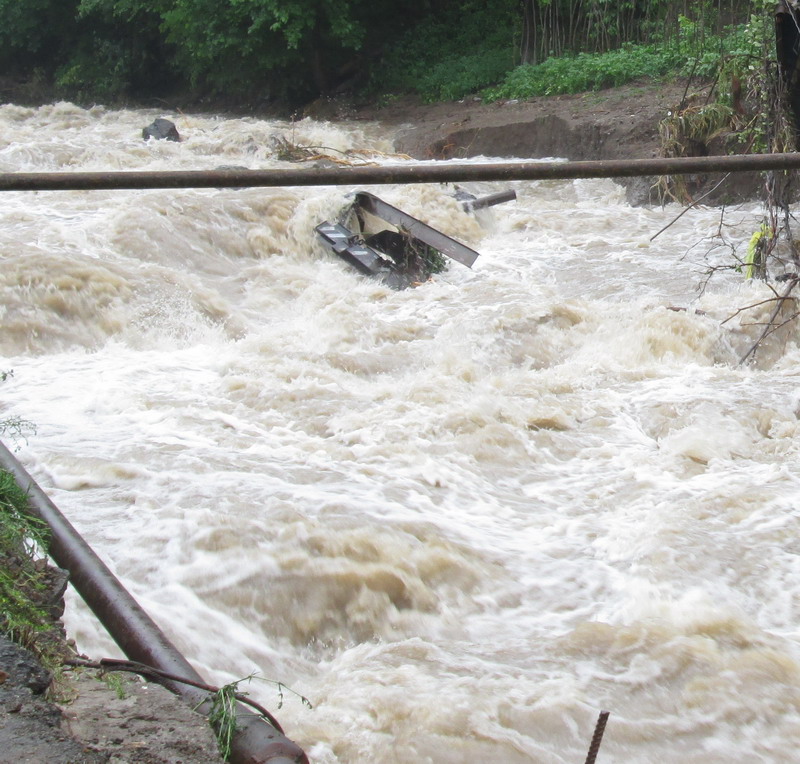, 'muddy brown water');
2,101,800,763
